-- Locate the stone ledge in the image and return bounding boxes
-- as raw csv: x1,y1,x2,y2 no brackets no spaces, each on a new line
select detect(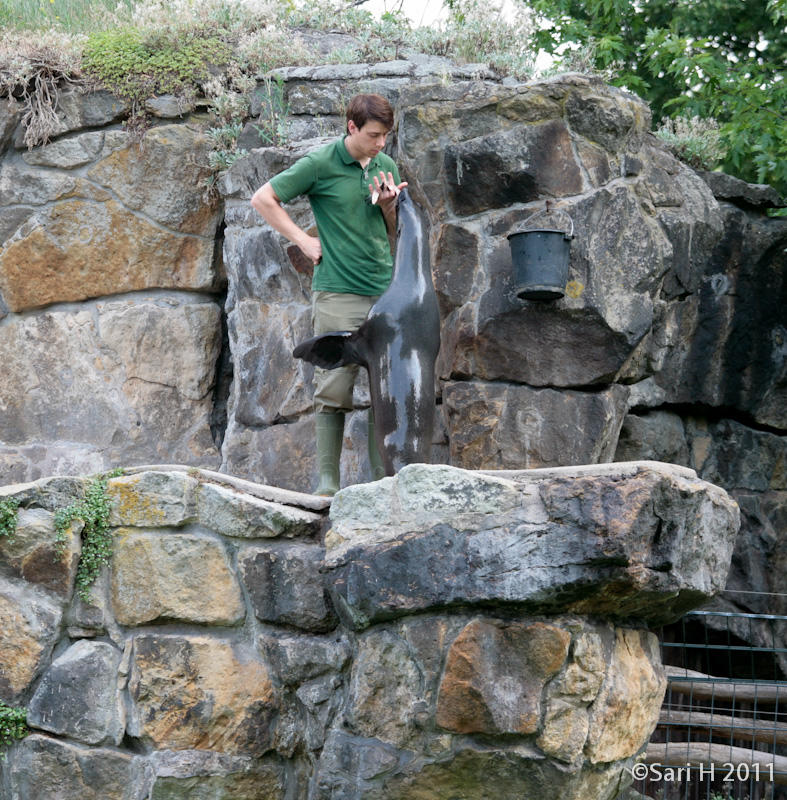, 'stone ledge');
325,462,740,630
